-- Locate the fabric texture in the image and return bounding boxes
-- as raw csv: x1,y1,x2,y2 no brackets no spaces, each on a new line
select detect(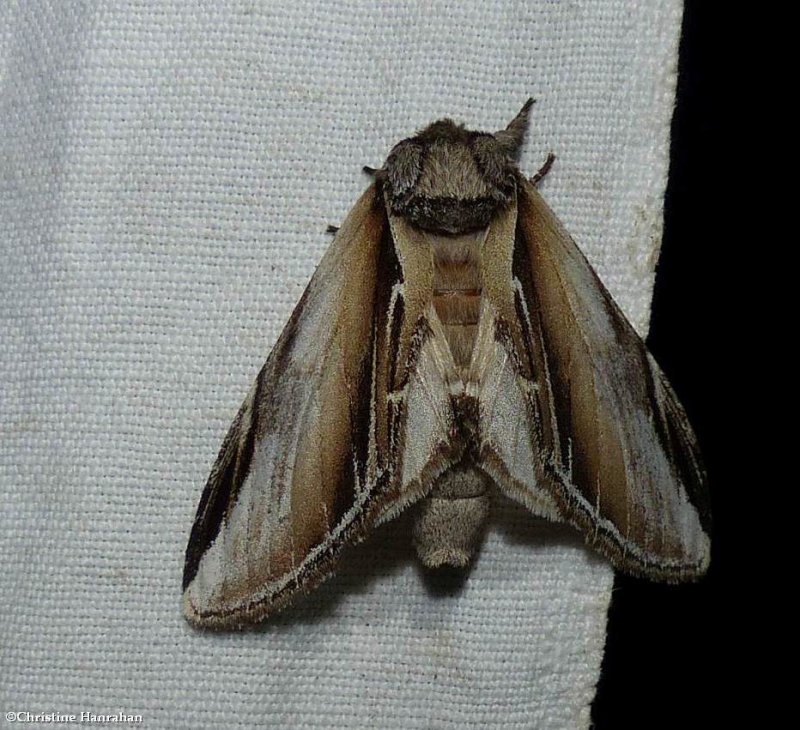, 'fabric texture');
1,2,683,728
